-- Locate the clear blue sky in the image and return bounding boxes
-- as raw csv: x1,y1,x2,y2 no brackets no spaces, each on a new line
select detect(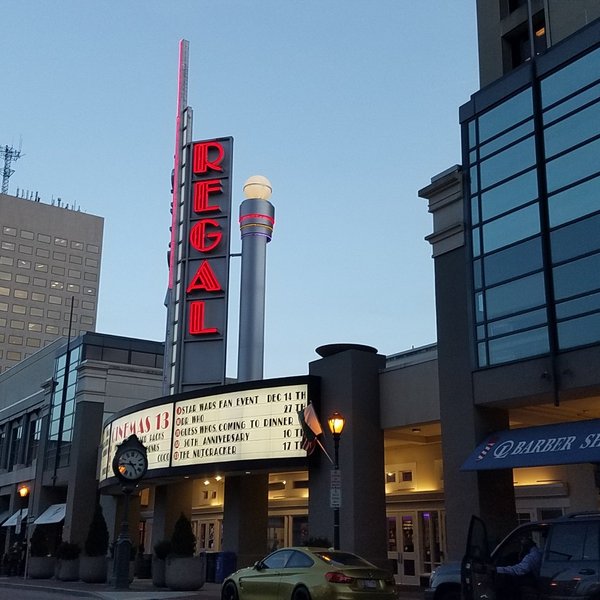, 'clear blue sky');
2,1,479,379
